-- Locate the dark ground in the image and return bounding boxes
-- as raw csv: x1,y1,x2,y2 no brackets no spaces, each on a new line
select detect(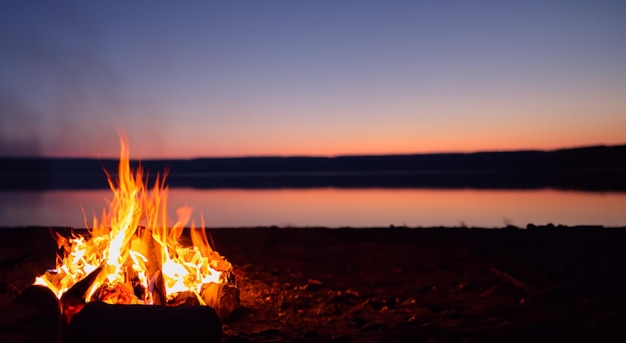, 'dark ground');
1,225,626,342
